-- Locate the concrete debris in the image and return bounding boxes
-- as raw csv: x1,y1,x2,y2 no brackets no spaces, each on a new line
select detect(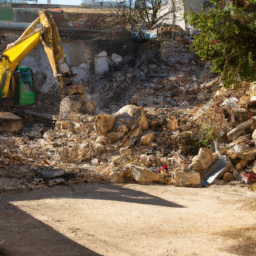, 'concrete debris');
94,51,109,75
0,112,22,133
1,29,256,192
